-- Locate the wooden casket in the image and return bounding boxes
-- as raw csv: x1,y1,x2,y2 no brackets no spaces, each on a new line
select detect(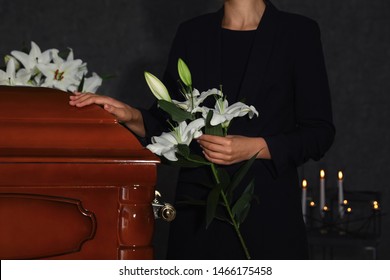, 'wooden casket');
0,86,159,260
